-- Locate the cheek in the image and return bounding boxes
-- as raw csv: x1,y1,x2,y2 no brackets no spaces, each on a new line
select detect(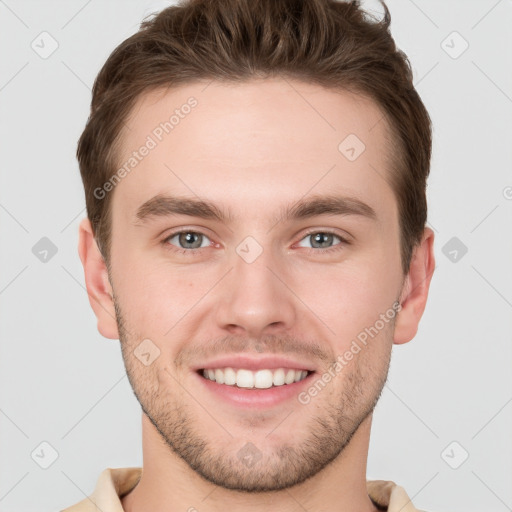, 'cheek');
112,253,195,330
292,259,400,347
122,344,164,401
